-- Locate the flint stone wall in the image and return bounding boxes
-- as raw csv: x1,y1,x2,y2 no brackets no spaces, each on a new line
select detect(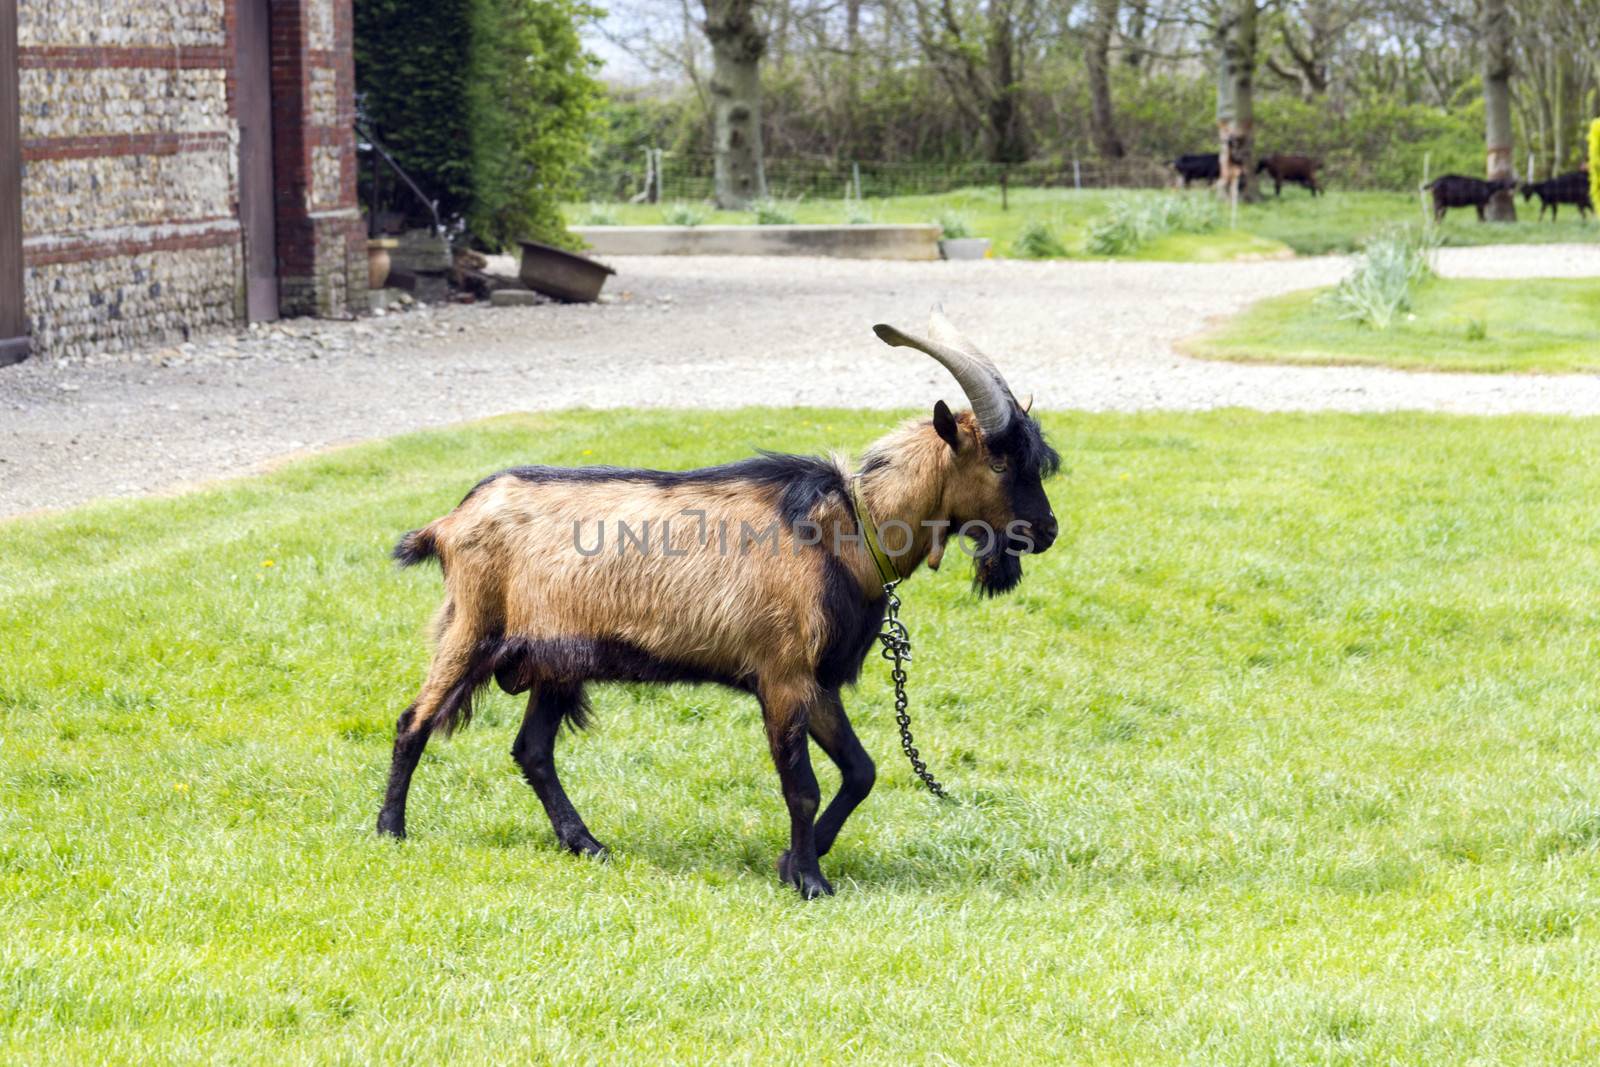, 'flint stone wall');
16,0,364,360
